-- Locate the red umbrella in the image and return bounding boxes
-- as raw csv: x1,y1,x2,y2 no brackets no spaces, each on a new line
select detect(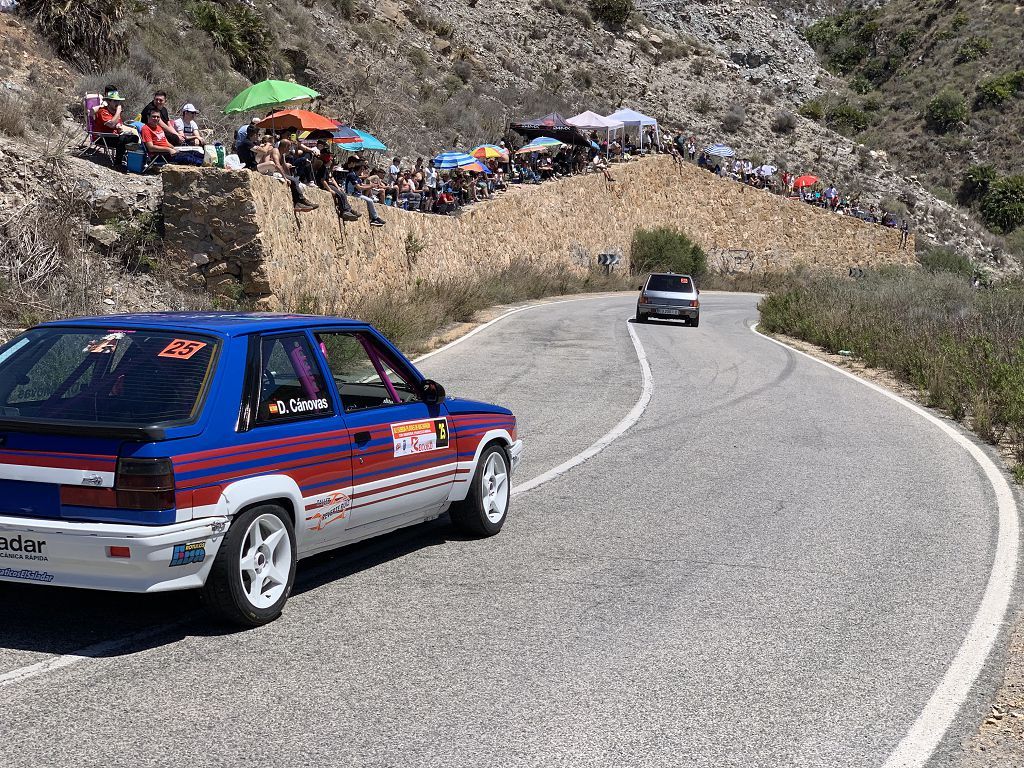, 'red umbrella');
793,174,819,189
255,109,337,132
